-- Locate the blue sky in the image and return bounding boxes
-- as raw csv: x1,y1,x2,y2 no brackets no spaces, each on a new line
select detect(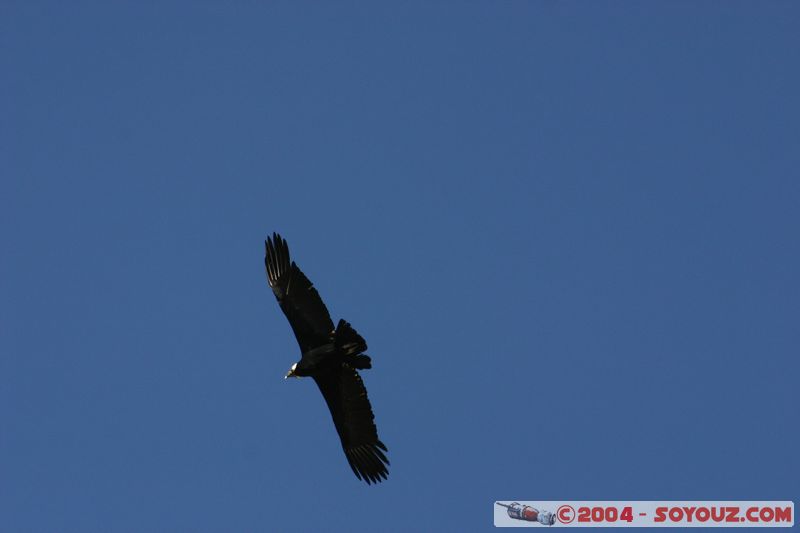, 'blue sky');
2,2,798,531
